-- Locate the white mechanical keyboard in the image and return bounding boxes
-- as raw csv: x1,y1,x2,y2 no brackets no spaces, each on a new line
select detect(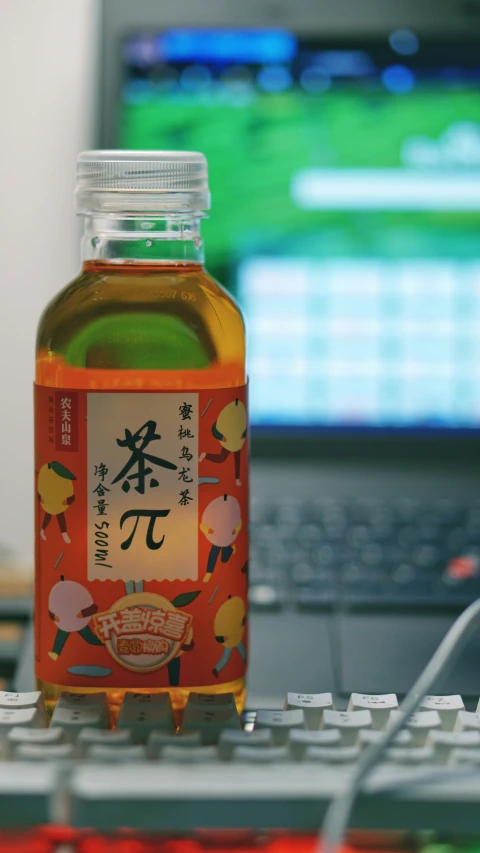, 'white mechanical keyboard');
1,689,480,833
